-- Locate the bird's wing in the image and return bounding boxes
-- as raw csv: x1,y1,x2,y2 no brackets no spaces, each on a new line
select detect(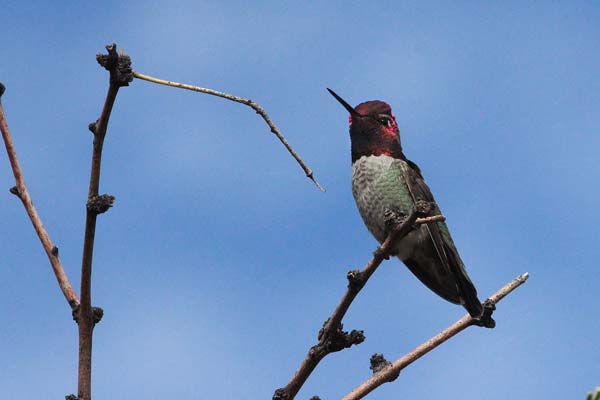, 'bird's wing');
402,159,483,317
